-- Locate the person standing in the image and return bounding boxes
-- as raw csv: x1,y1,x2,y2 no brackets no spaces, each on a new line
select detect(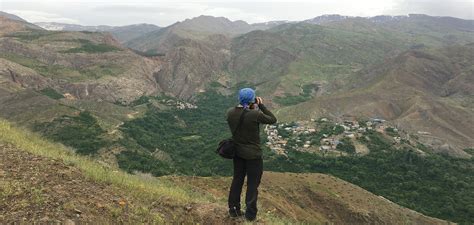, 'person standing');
226,88,277,221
